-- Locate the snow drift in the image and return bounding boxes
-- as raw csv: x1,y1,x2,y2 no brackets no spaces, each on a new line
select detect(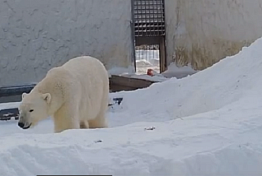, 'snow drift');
1,37,262,175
